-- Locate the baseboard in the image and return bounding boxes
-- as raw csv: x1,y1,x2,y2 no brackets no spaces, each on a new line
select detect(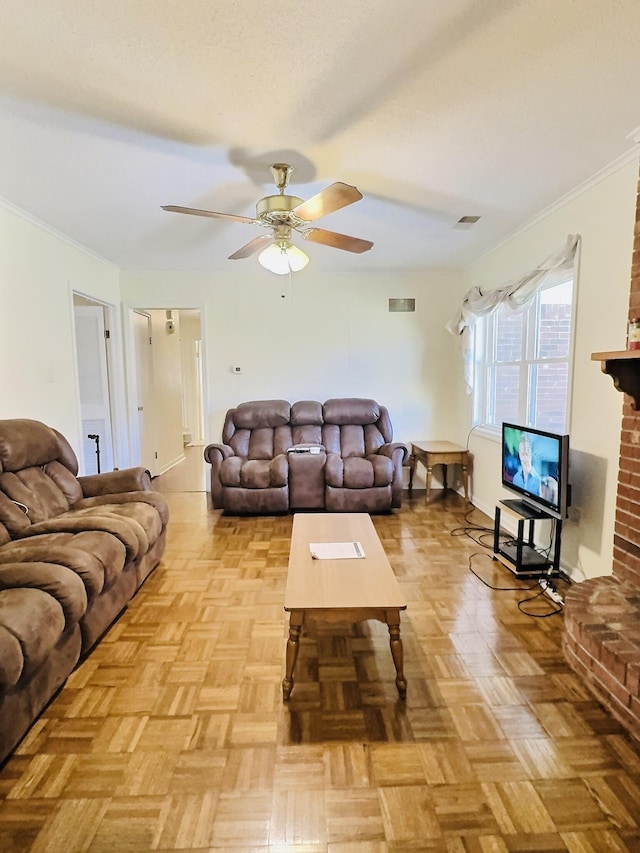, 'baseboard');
157,453,186,476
